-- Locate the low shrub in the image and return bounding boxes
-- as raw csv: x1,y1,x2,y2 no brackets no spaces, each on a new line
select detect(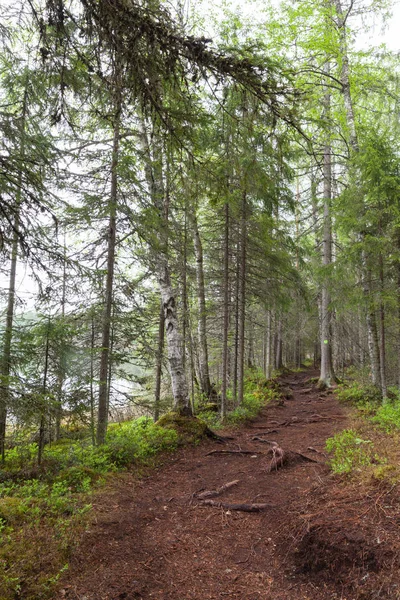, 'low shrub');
372,403,400,432
335,381,382,408
325,429,378,474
